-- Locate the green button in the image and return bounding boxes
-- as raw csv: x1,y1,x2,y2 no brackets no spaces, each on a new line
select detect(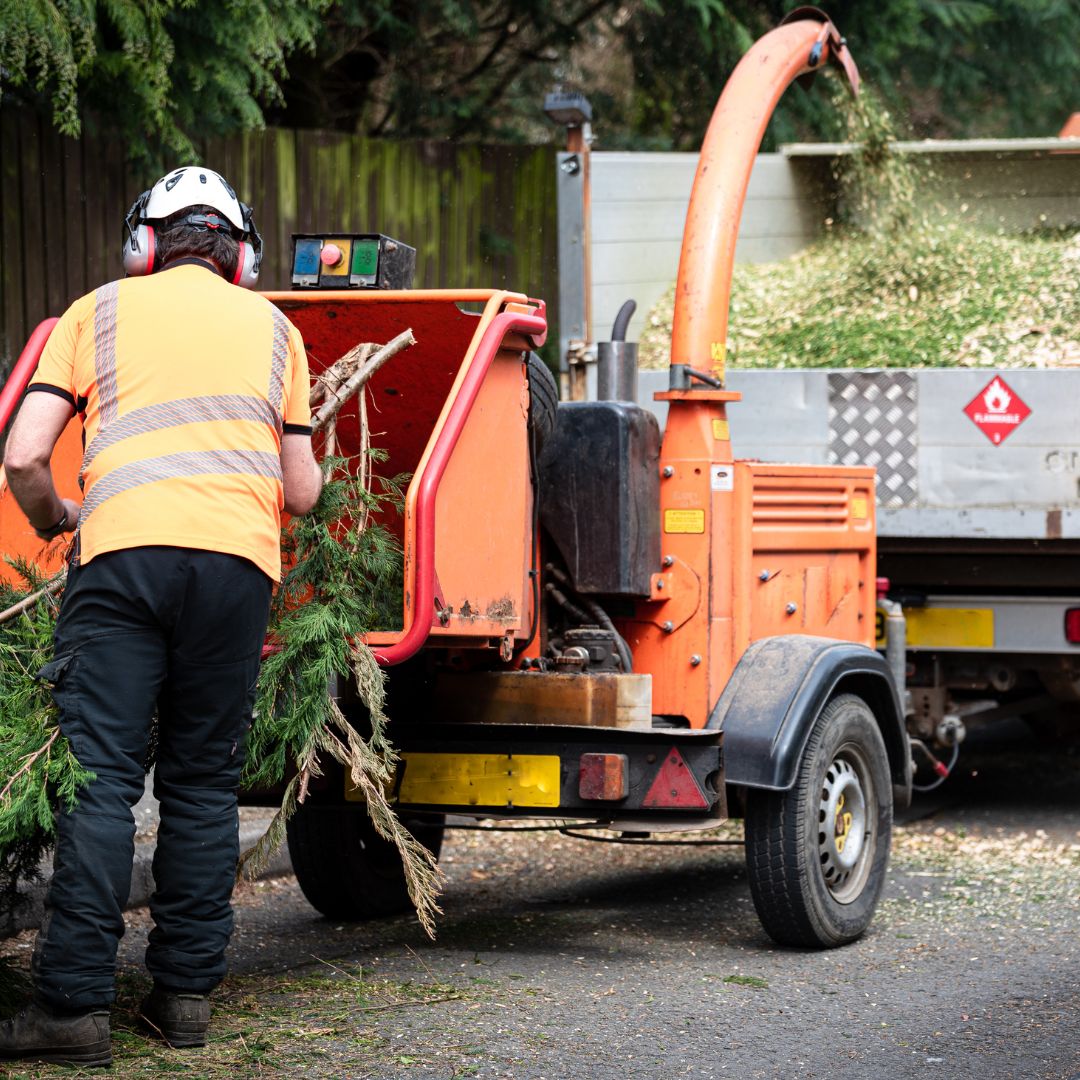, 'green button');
351,239,379,276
